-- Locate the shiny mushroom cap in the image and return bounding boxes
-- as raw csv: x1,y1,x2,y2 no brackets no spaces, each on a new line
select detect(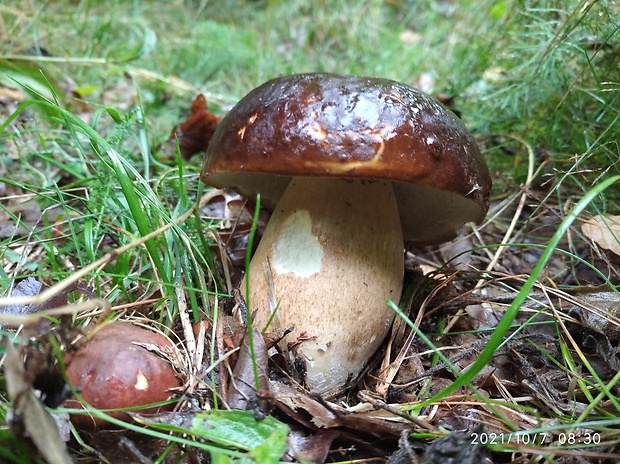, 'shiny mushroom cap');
201,72,491,245
64,322,180,430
